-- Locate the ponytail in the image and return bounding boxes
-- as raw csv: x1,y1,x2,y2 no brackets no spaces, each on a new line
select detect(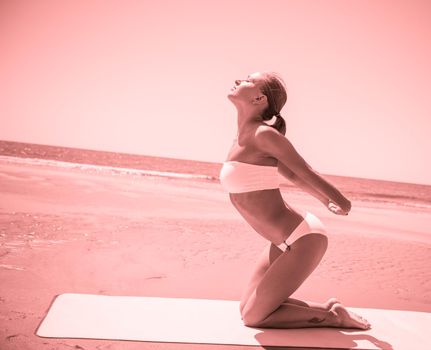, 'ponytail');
259,71,288,135
272,114,286,135
262,111,286,135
